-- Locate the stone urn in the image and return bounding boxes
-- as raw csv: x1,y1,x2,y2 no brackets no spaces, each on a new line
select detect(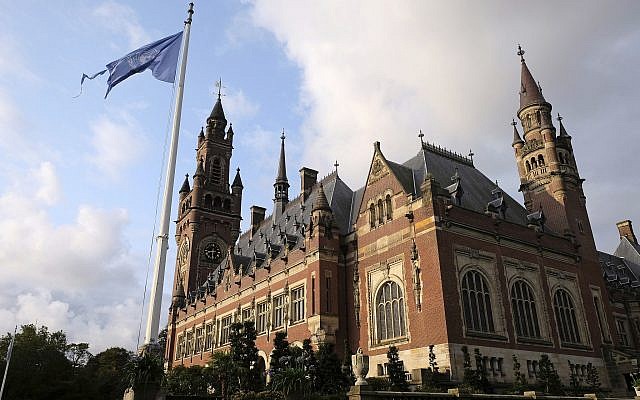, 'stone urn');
352,348,369,385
